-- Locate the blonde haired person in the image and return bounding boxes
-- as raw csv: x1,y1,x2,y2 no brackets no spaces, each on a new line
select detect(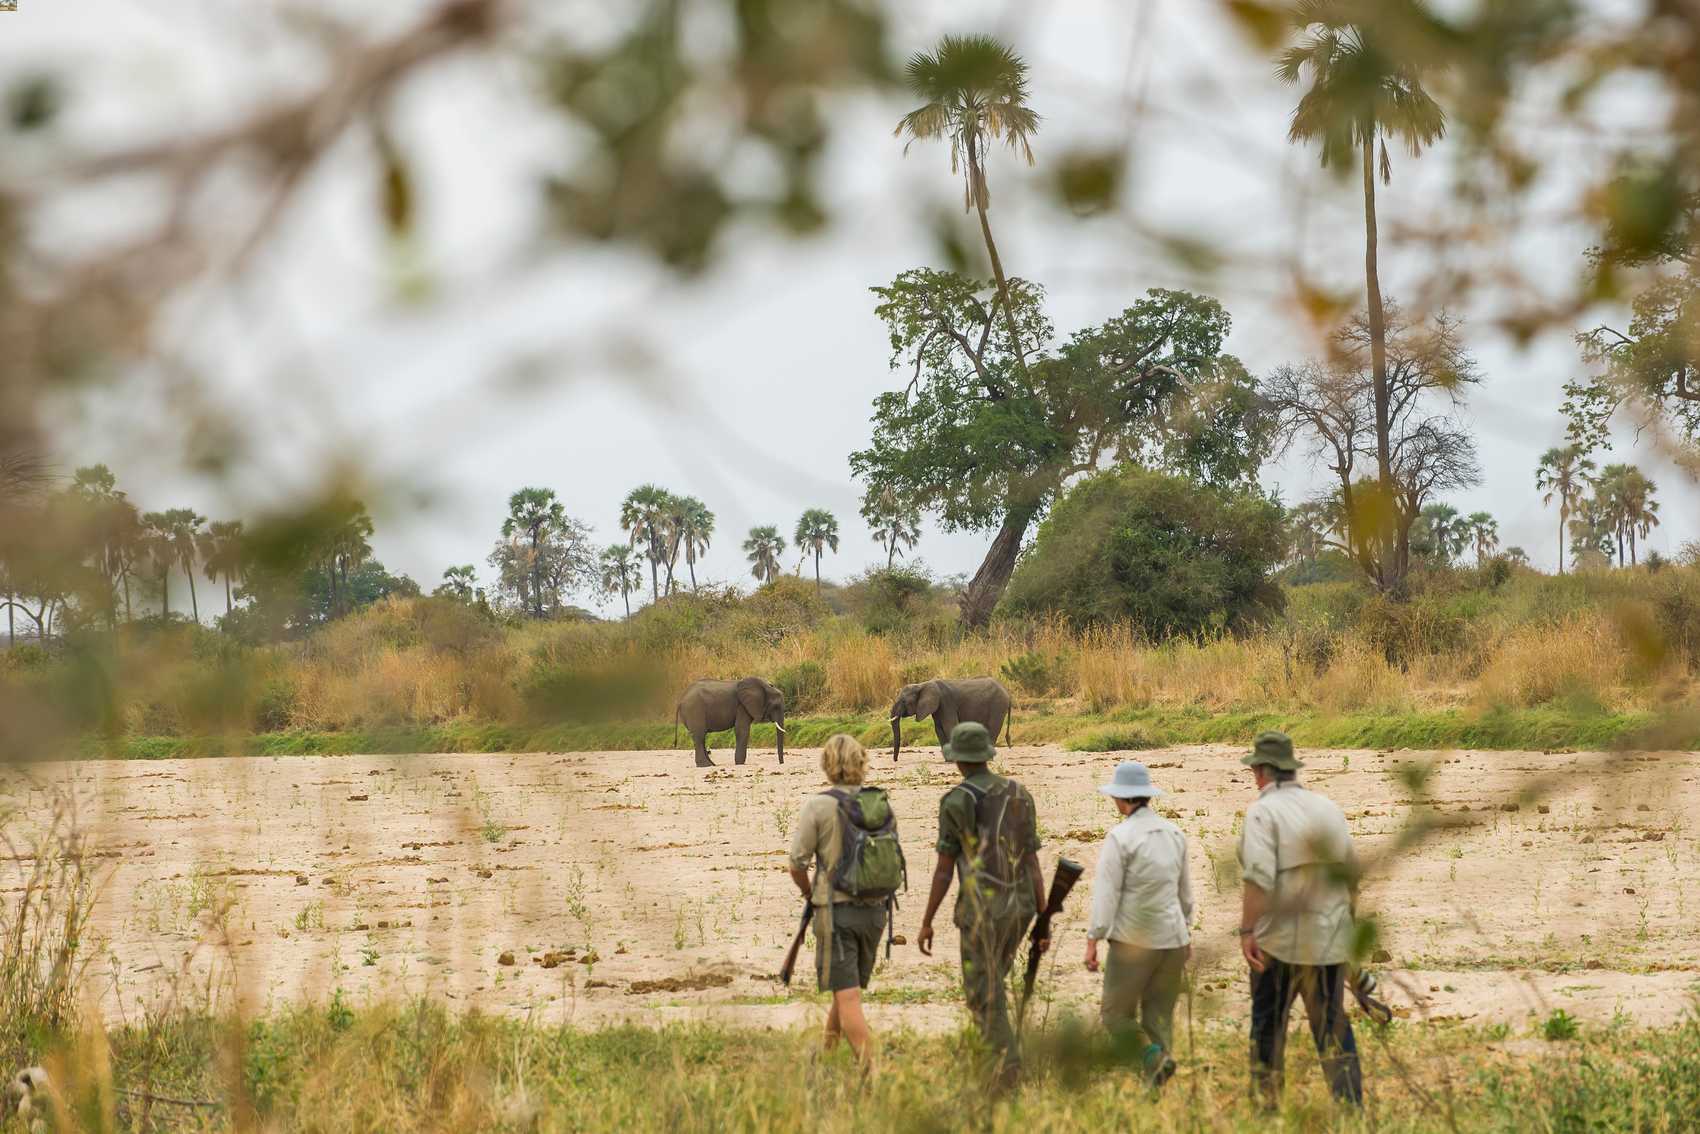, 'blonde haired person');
1084,760,1193,1089
787,734,894,1067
